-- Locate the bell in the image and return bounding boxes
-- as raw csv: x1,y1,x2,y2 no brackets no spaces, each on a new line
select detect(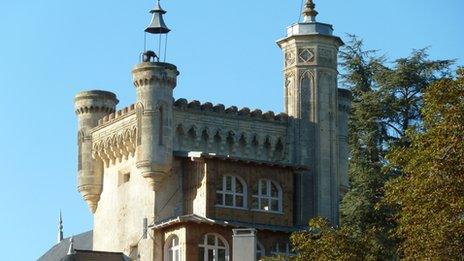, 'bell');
145,1,171,34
